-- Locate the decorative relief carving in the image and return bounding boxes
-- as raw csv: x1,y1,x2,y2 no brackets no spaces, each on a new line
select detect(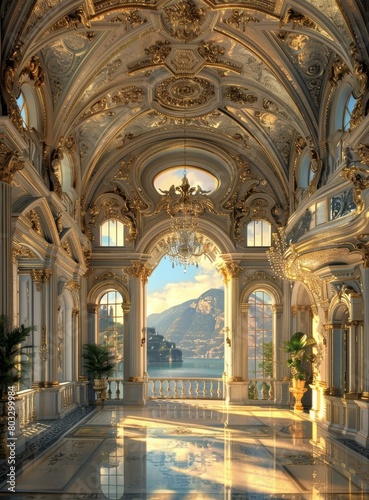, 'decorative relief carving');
280,9,316,30
224,11,260,31
163,0,206,42
198,41,242,73
112,86,145,105
223,86,258,105
357,144,369,166
278,32,330,108
145,40,172,64
28,209,42,235
49,136,75,198
0,142,24,184
114,158,133,180
328,55,350,87
93,271,127,284
340,166,369,213
110,10,147,29
21,55,45,87
244,270,276,285
156,77,215,109
154,173,215,217
12,243,37,261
